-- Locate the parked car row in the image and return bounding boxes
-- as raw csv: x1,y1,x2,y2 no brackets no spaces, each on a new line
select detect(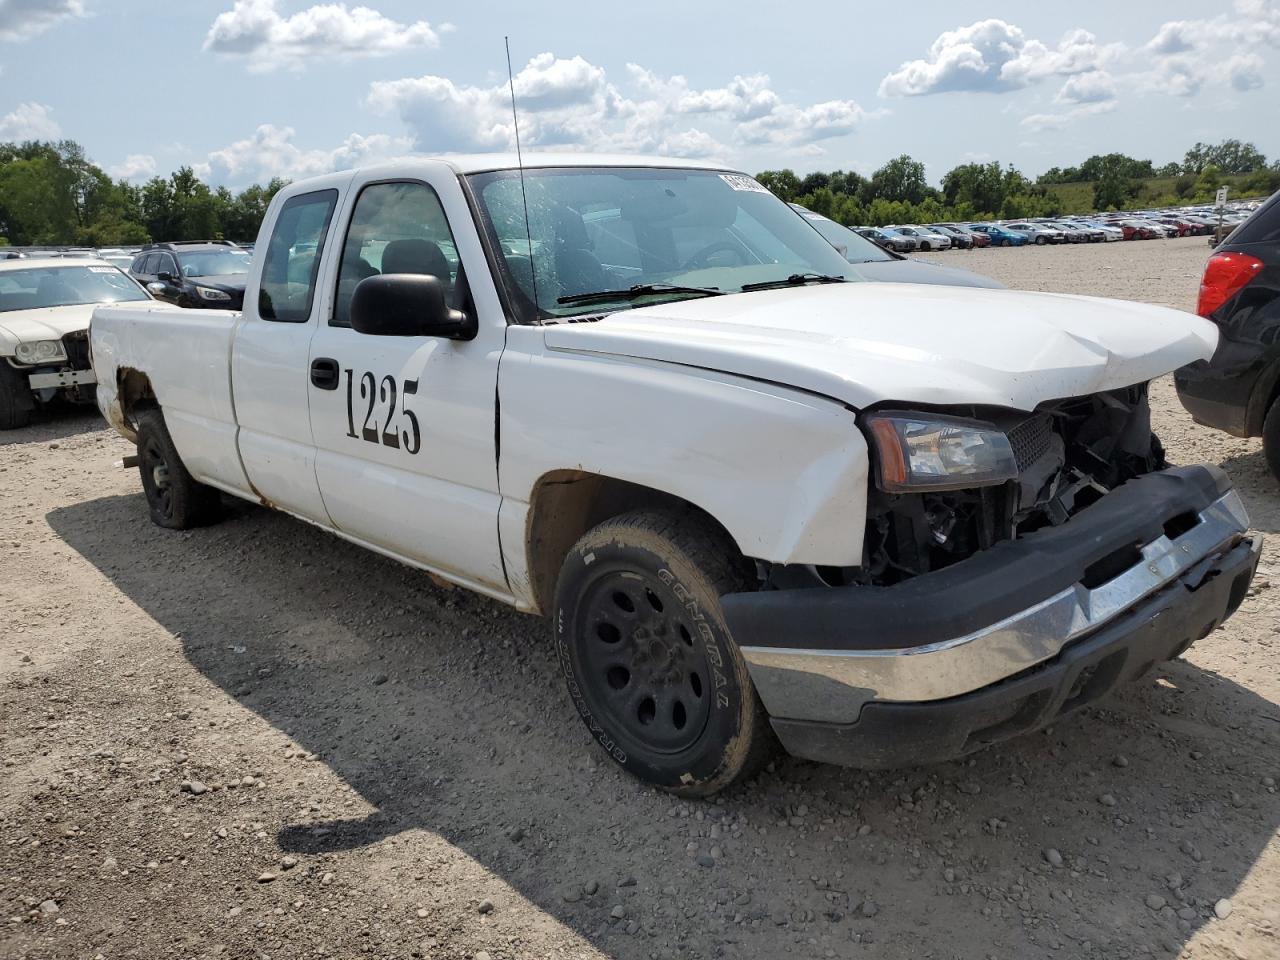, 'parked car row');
816,201,1263,256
